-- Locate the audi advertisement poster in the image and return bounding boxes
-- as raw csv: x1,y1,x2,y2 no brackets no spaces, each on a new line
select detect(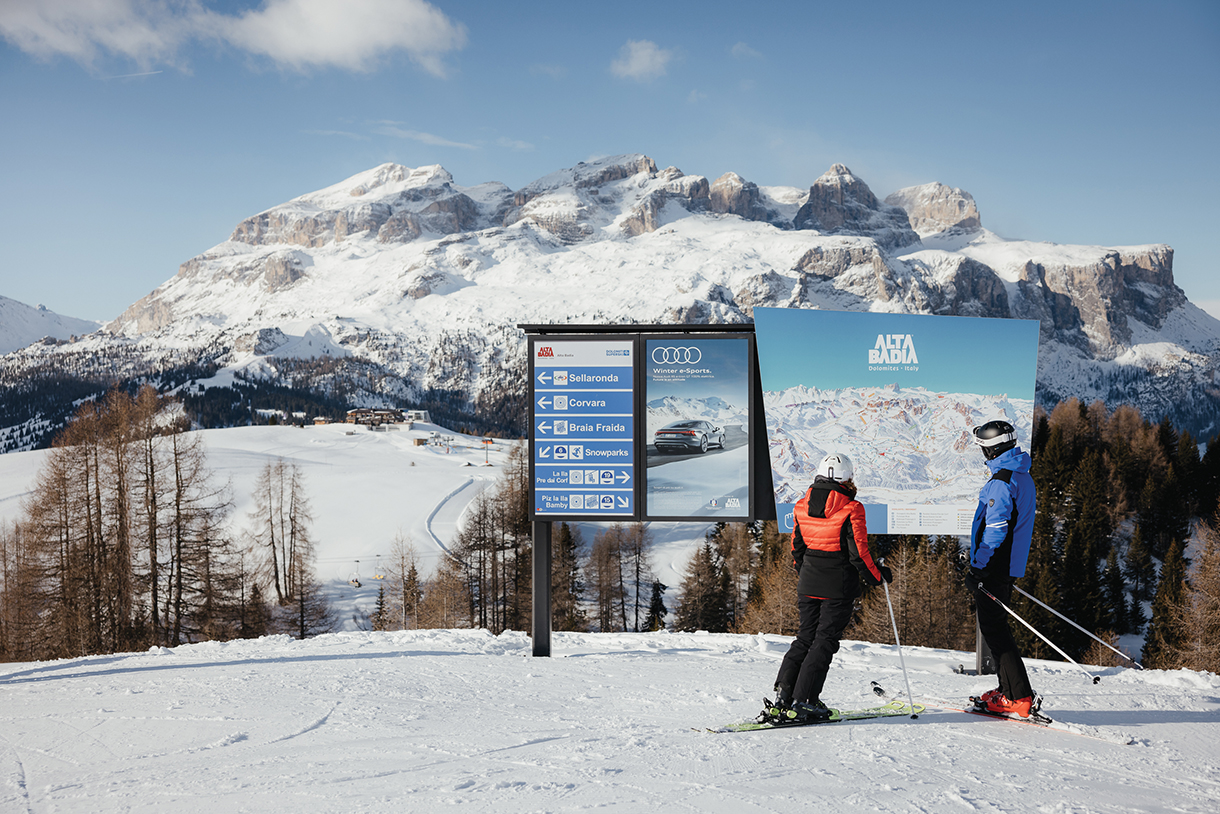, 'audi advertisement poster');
643,336,752,520
752,308,1039,535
